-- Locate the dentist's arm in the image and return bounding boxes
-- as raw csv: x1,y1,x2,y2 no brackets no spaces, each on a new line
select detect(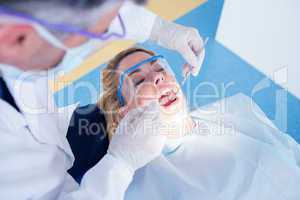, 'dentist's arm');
108,1,205,76
63,102,166,200
61,154,135,200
